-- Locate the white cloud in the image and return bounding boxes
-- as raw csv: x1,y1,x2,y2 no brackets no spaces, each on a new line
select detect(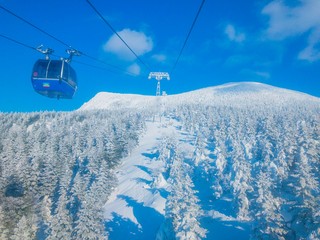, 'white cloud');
224,24,246,43
298,28,320,62
255,71,271,80
127,63,141,75
262,0,320,62
240,69,271,81
103,29,153,61
262,0,320,39
151,54,167,62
